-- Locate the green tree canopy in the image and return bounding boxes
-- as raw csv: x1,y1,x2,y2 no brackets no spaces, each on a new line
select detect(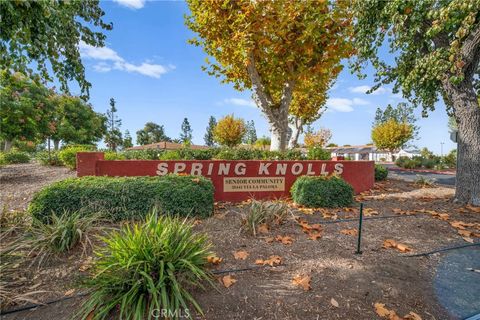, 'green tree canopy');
123,130,133,149
136,122,170,145
204,116,217,147
0,70,55,151
243,120,258,145
0,0,112,97
352,0,480,204
50,95,106,148
104,98,122,151
180,118,193,143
